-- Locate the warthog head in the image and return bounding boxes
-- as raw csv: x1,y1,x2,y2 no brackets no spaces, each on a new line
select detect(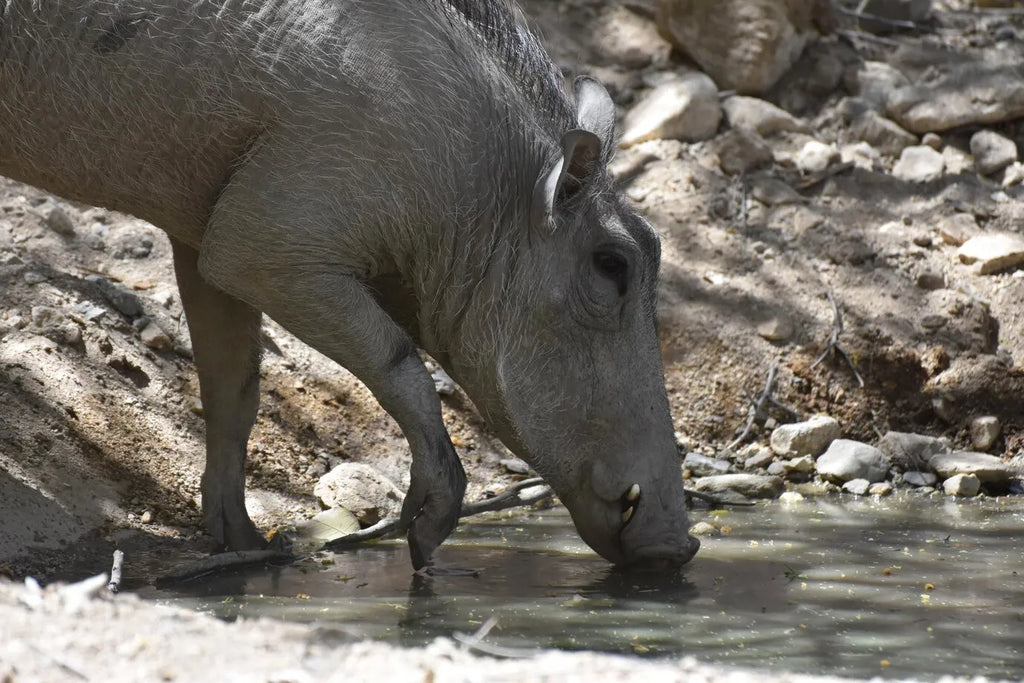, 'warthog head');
443,78,699,568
